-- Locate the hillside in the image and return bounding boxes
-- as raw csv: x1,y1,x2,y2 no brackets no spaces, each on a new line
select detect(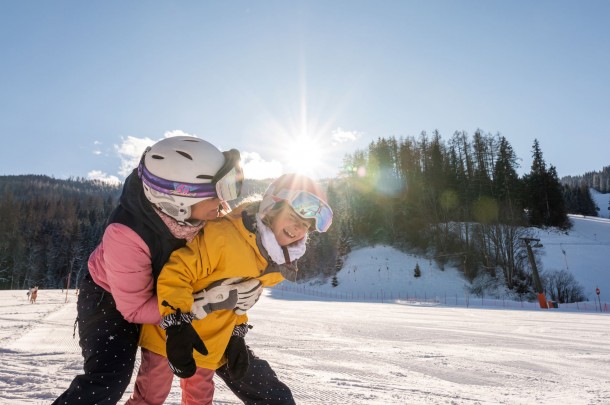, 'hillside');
304,209,610,304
